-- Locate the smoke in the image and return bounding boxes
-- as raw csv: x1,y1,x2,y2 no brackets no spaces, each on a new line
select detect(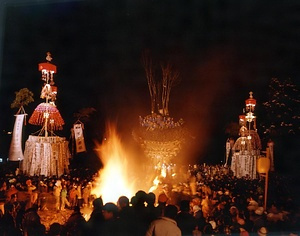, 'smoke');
174,46,240,164
96,46,244,165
